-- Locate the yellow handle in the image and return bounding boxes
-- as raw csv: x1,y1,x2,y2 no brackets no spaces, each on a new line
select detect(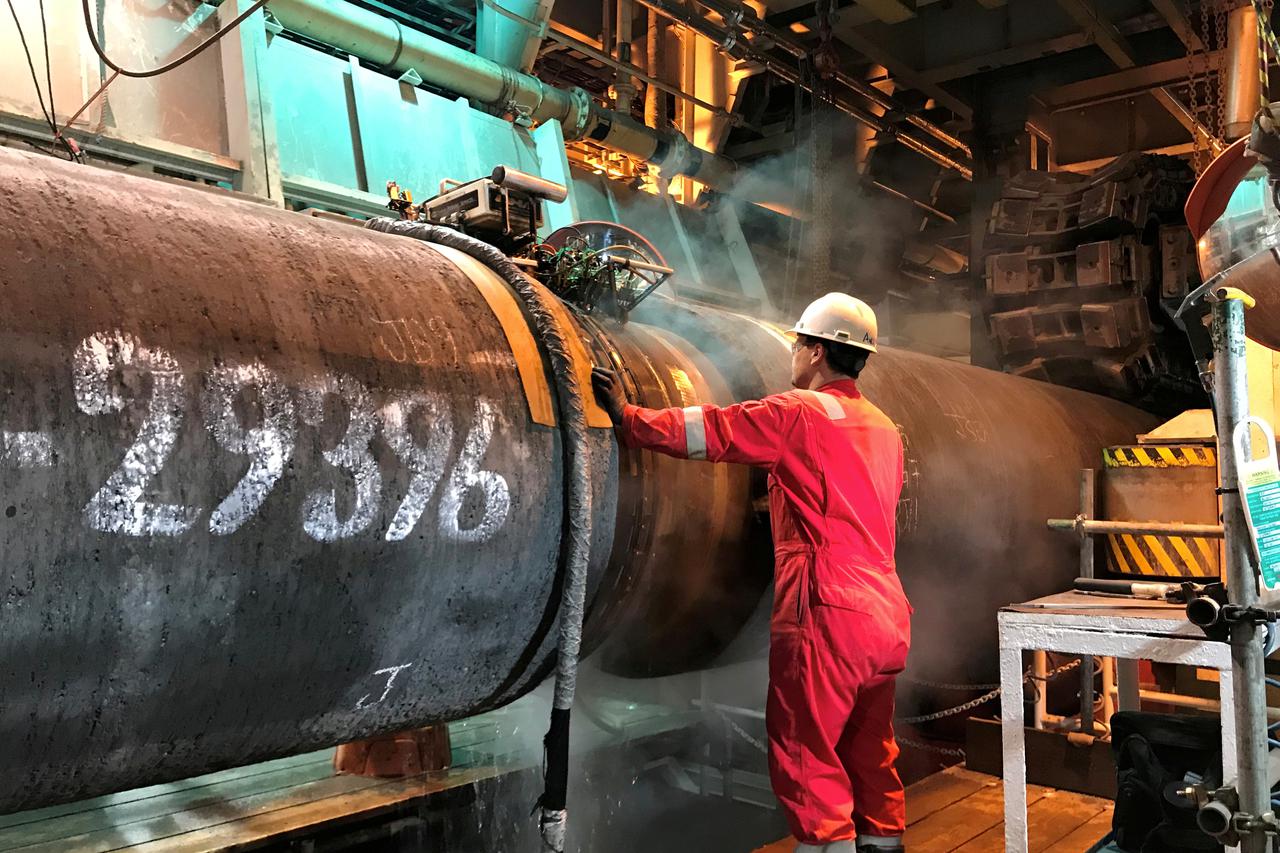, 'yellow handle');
1216,286,1258,308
